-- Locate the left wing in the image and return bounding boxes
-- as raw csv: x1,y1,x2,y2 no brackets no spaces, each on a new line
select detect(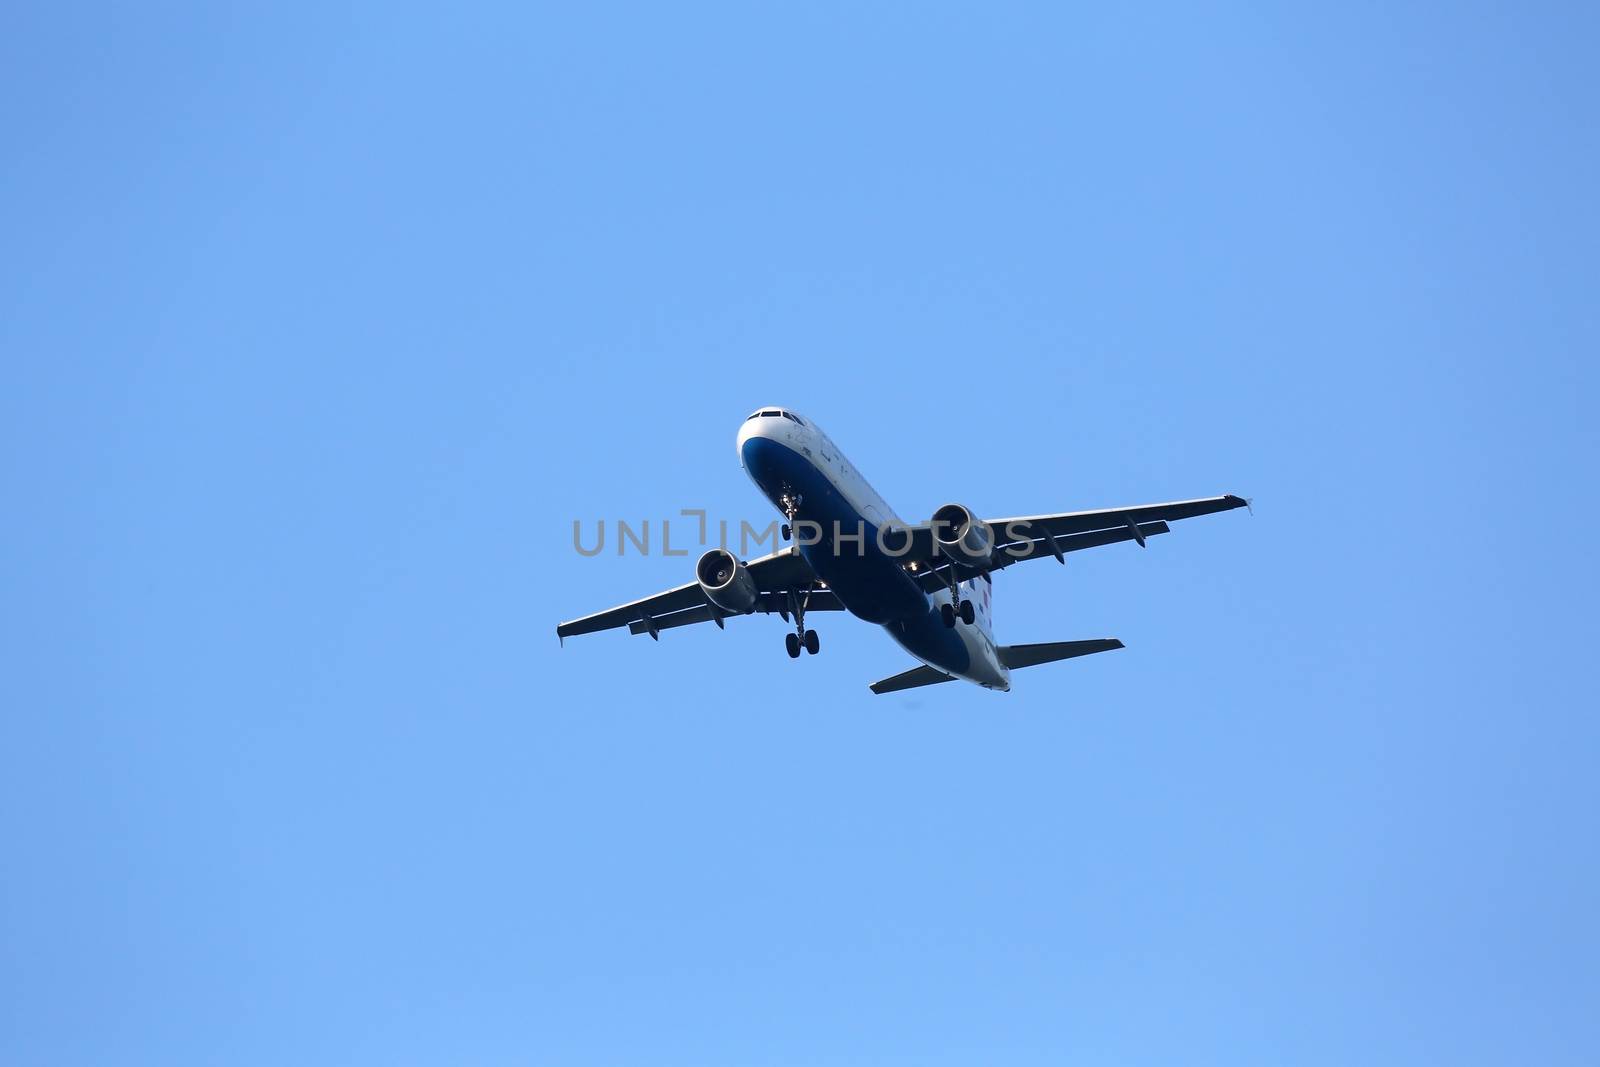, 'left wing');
908,521,1173,592
891,494,1248,575
986,494,1249,550
556,546,837,642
